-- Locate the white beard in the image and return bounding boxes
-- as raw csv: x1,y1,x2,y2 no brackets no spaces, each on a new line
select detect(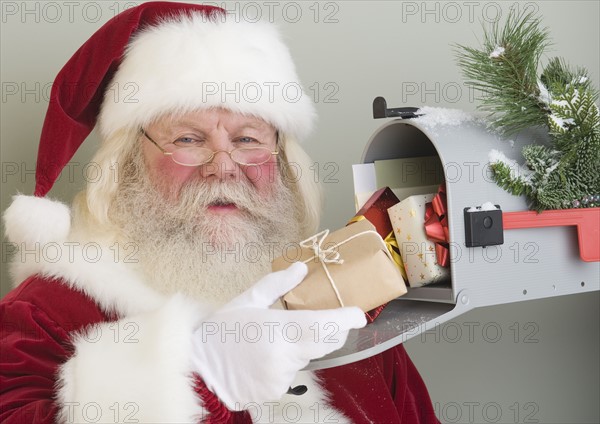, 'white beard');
108,150,302,307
